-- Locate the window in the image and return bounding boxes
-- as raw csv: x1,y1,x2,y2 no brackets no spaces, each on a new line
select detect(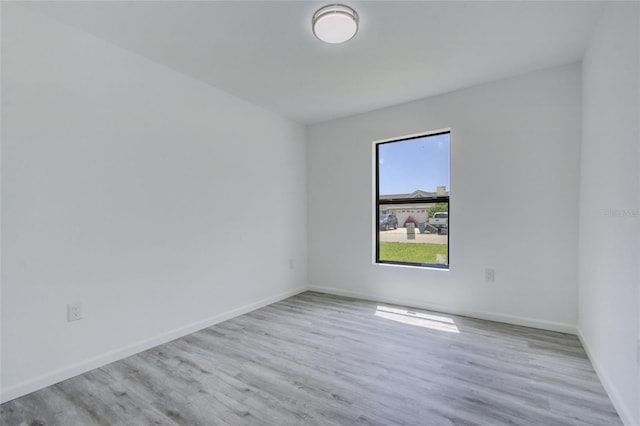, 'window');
375,131,450,268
